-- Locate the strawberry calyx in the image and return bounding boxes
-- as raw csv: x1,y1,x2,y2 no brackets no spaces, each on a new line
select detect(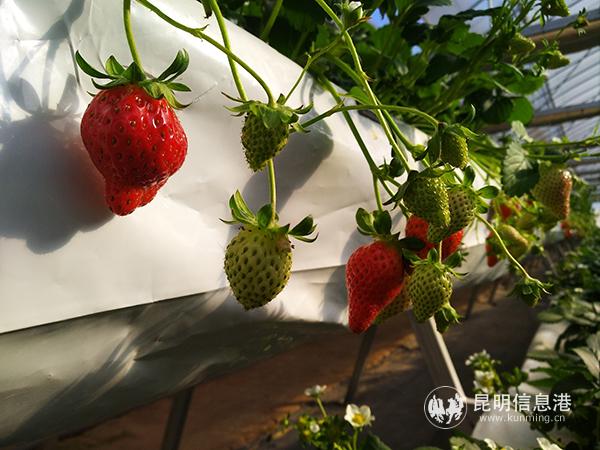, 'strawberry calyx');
419,122,480,167
510,277,551,307
434,303,461,333
75,50,191,109
355,207,425,253
223,190,317,243
226,93,312,133
408,256,461,332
